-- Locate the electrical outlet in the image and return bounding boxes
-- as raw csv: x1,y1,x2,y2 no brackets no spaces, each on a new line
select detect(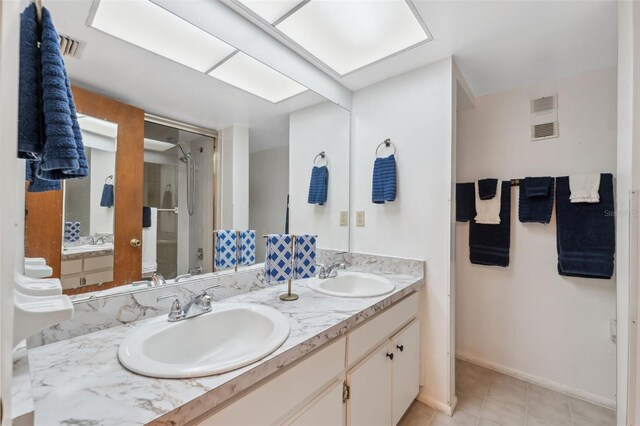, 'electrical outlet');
356,211,365,227
340,211,349,226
